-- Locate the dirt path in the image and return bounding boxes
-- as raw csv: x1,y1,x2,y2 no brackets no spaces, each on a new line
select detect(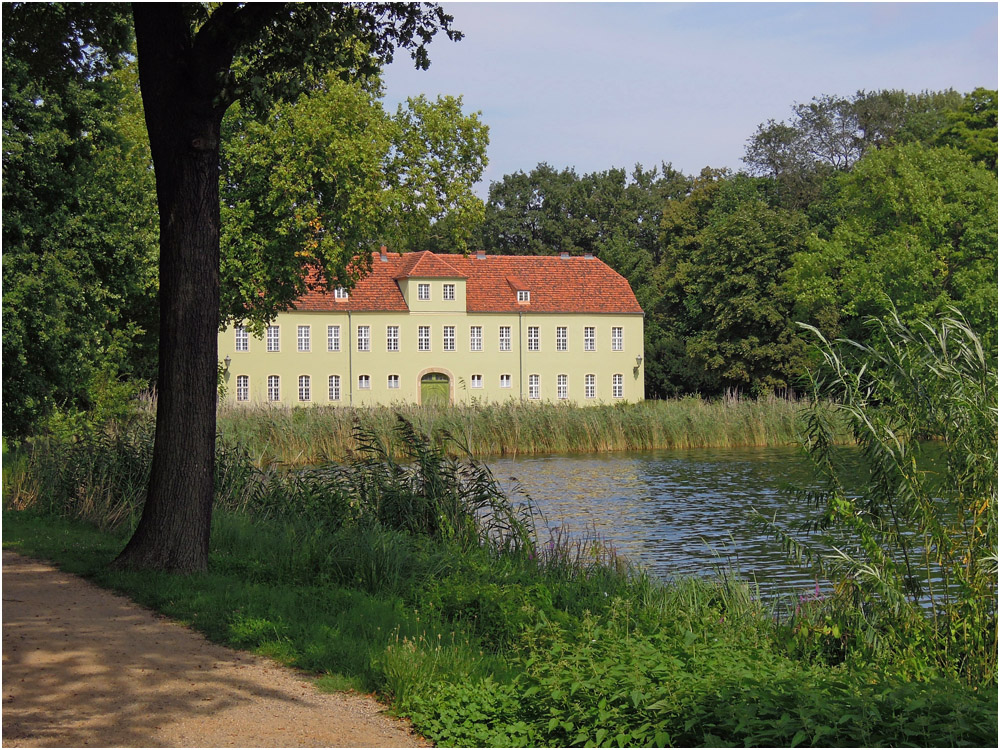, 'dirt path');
1,551,428,747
